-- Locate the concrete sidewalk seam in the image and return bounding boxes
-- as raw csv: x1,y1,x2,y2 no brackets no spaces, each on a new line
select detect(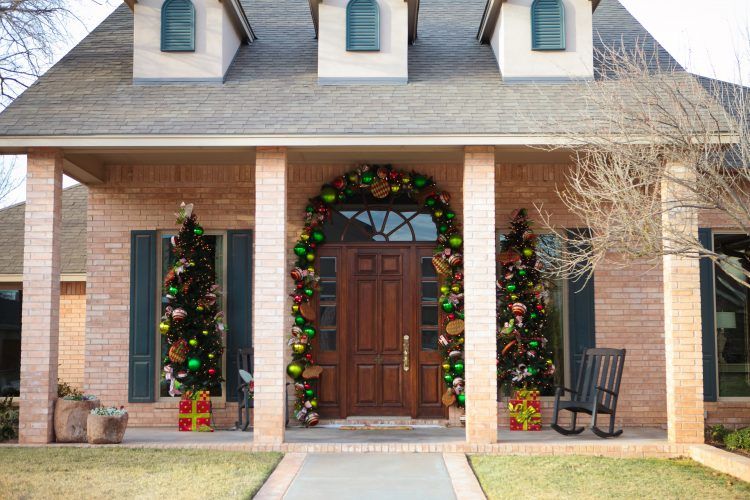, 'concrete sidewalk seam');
255,452,307,500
